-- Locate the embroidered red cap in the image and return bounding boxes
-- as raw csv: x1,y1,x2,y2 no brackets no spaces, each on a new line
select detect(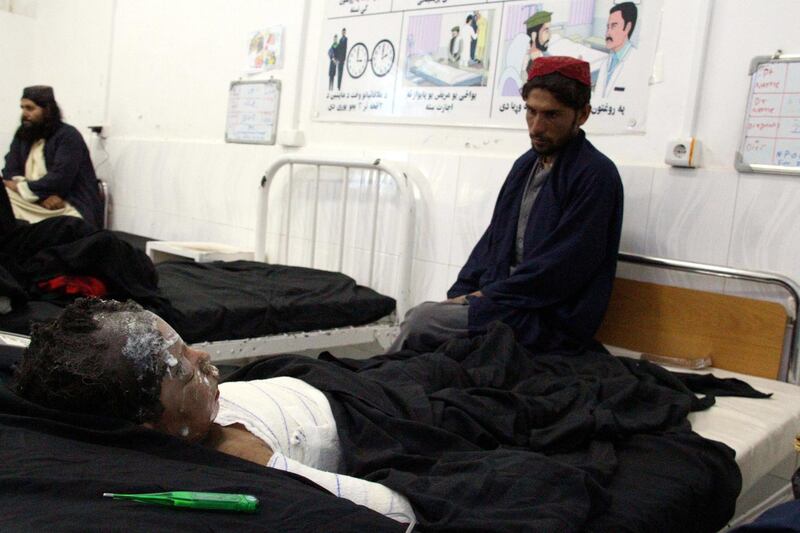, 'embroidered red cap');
527,56,591,86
